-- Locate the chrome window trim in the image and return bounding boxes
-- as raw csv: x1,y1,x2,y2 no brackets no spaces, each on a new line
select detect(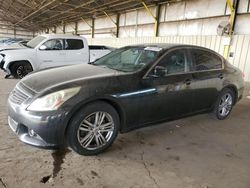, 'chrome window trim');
143,46,224,79
187,47,225,72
